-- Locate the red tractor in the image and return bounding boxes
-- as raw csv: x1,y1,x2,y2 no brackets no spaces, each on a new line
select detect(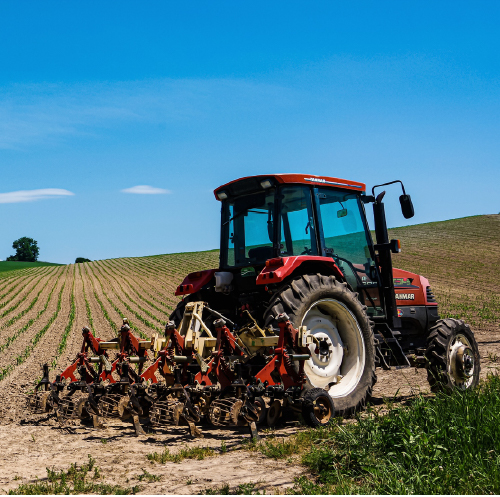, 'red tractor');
172,174,480,416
